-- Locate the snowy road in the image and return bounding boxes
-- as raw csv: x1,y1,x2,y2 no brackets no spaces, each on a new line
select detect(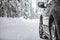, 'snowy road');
0,17,44,40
